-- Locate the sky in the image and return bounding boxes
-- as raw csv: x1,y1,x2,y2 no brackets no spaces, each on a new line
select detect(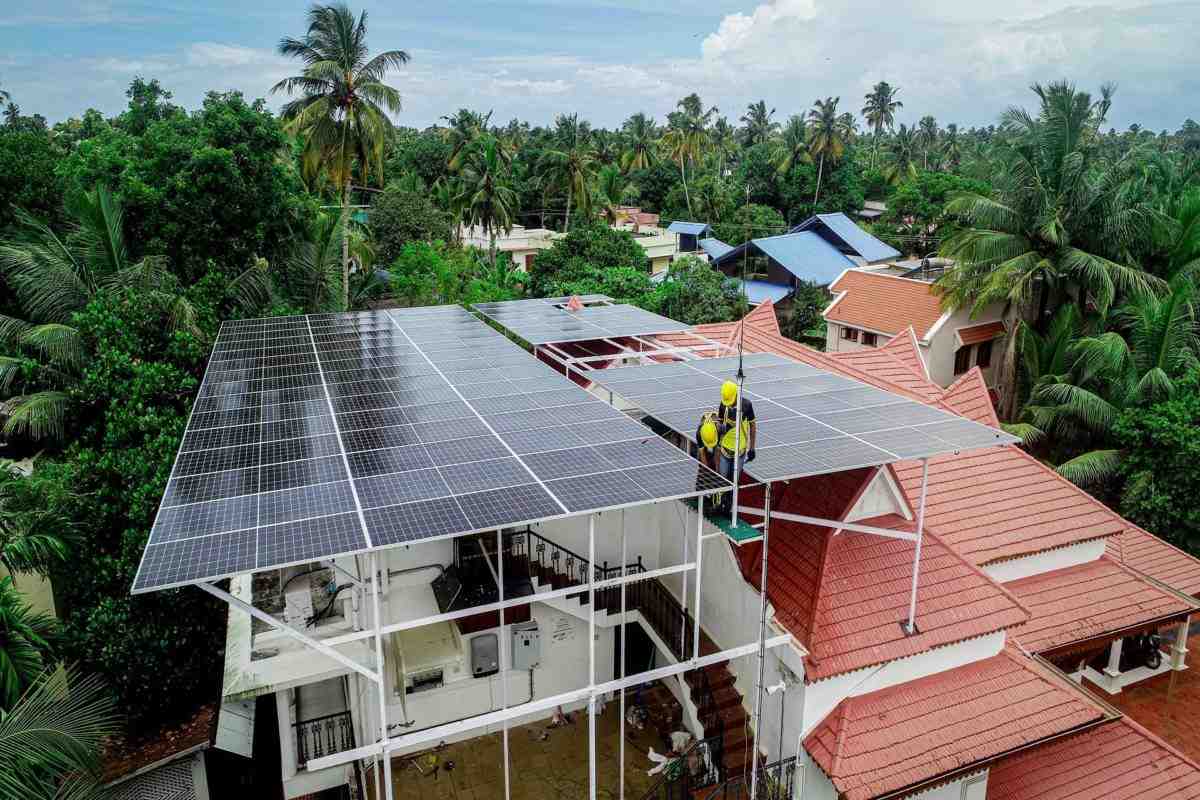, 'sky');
3,0,1199,132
